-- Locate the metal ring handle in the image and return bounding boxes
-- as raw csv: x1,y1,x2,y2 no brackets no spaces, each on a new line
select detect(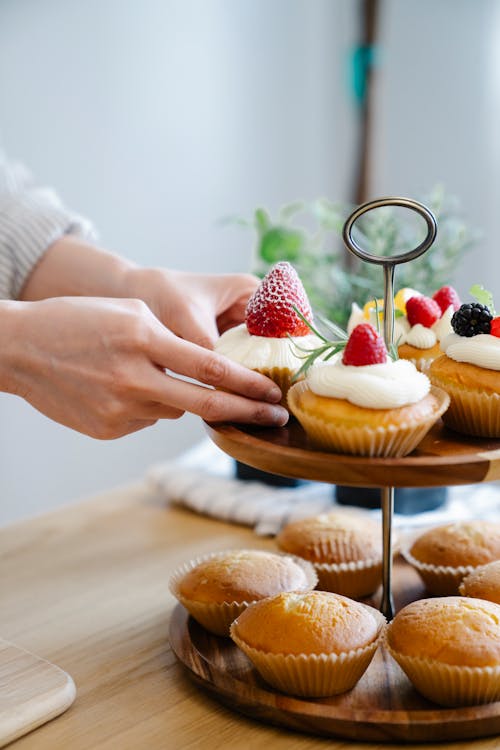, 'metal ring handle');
342,196,437,266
